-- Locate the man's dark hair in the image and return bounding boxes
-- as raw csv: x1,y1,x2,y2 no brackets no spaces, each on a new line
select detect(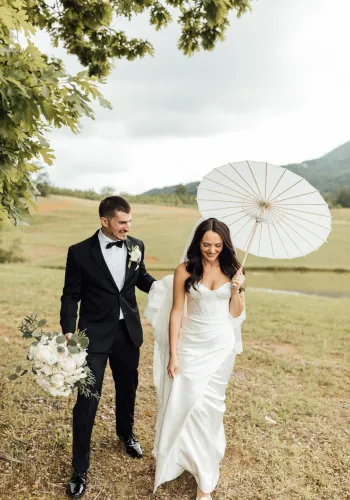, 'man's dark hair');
99,196,131,219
